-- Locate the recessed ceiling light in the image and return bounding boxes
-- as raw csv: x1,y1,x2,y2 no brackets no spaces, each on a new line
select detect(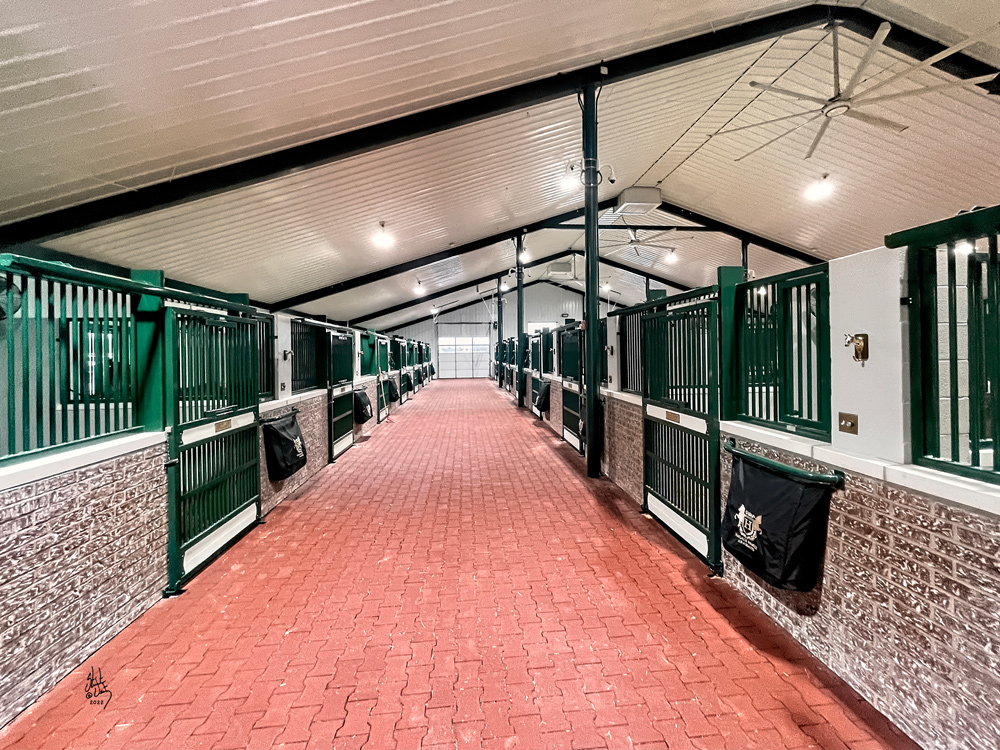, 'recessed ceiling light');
804,174,834,202
373,221,394,248
561,162,580,191
414,280,426,295
664,249,679,264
